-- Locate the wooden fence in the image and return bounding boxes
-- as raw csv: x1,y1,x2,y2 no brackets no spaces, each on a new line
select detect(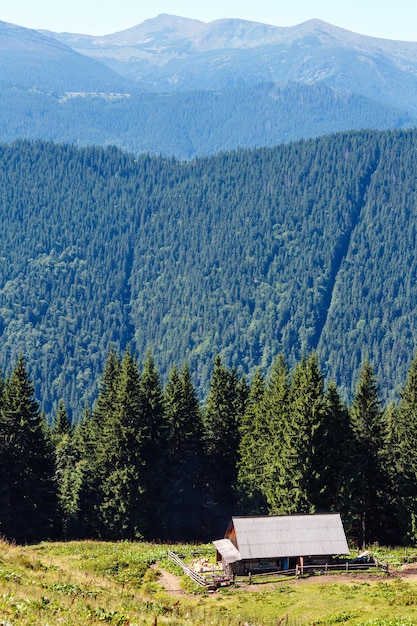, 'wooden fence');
167,549,231,590
167,550,388,589
237,560,389,585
